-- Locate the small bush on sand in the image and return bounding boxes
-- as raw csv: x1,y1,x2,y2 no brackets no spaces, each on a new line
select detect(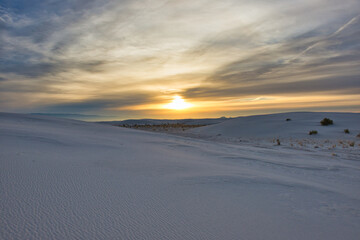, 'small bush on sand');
344,129,350,134
309,130,318,135
320,118,333,126
286,118,291,121
349,141,355,147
